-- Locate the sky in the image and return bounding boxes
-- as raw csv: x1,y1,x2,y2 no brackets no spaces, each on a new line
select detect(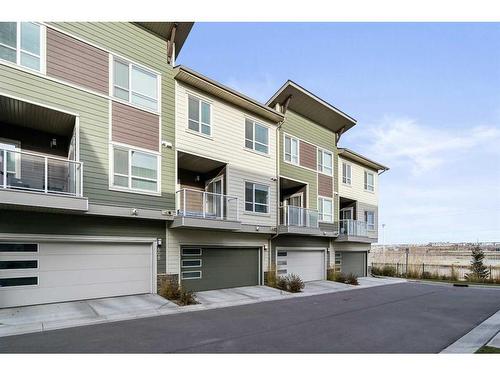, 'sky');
177,22,500,244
